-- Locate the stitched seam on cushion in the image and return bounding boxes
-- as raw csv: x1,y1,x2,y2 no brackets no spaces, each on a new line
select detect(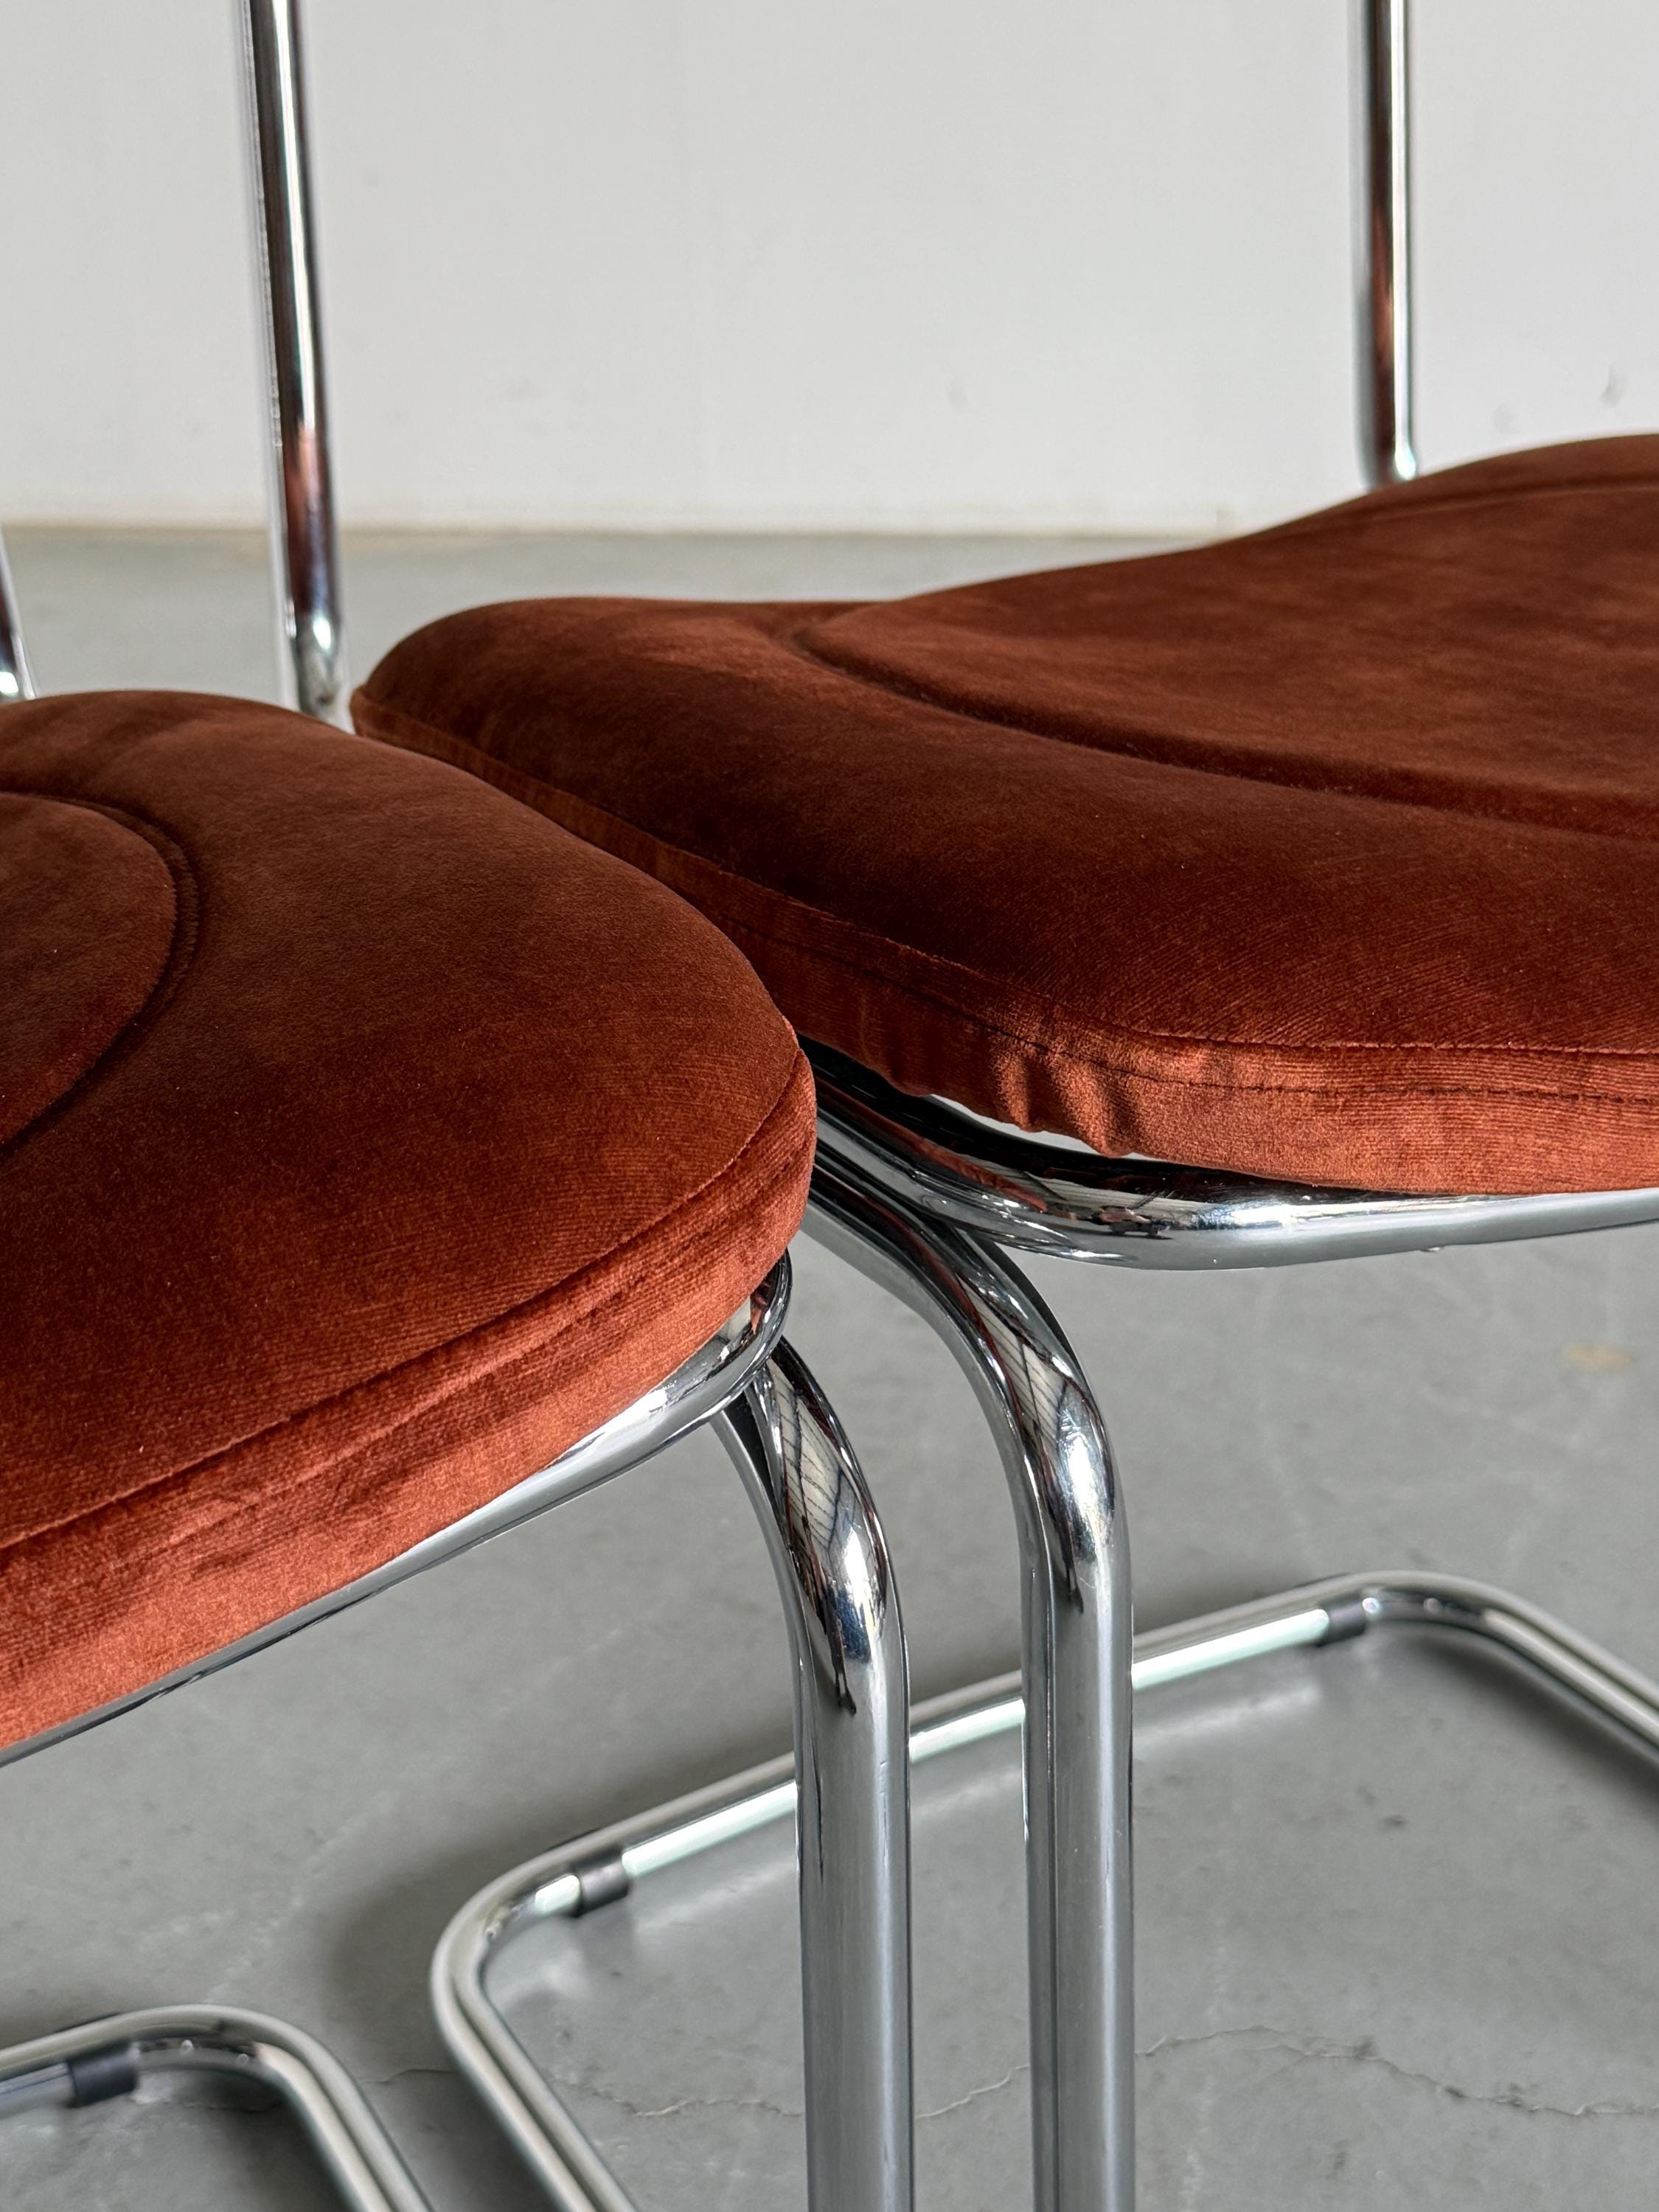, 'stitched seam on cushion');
0,1054,811,1559
0,1124,806,1585
355,699,1659,1074
0,1109,807,1571
779,626,1659,849
362,646,1659,856
722,912,1659,1107
688,896,1659,1074
0,793,201,1166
